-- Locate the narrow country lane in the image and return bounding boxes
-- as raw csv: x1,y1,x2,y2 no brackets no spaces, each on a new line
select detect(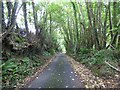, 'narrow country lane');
26,53,84,88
